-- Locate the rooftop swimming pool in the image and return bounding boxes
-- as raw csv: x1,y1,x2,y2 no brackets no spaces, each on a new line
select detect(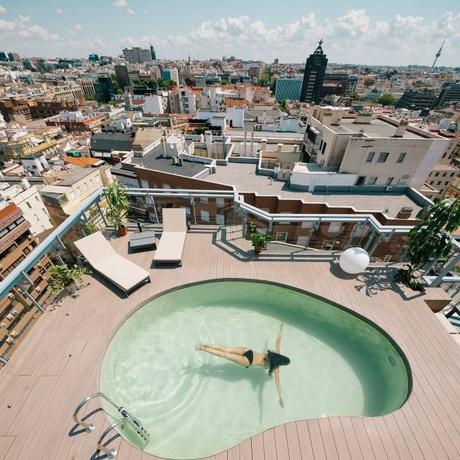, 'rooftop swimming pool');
100,280,411,459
